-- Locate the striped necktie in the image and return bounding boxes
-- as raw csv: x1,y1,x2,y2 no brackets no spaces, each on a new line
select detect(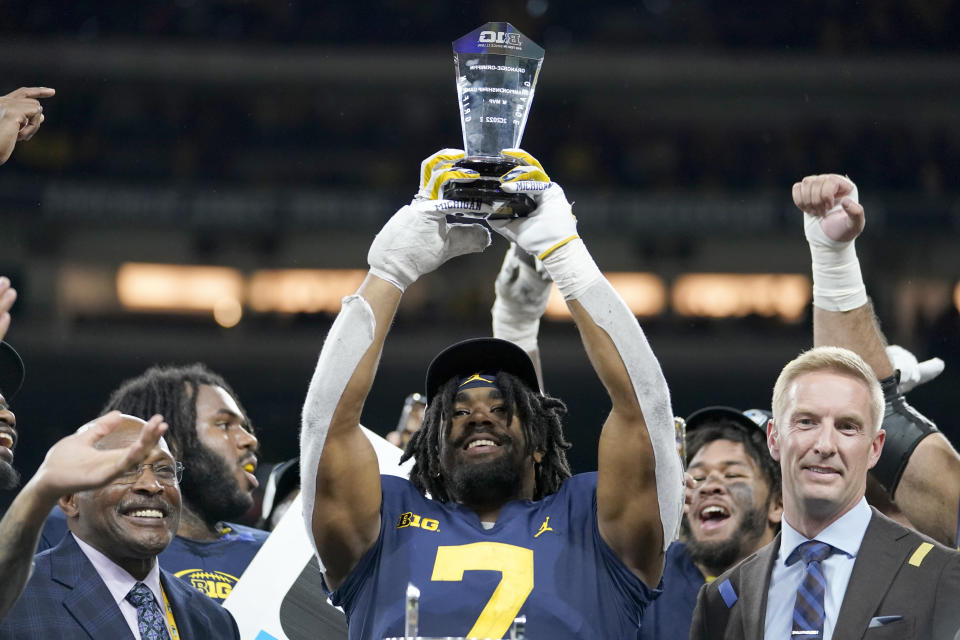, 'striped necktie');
125,582,171,640
787,540,835,639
